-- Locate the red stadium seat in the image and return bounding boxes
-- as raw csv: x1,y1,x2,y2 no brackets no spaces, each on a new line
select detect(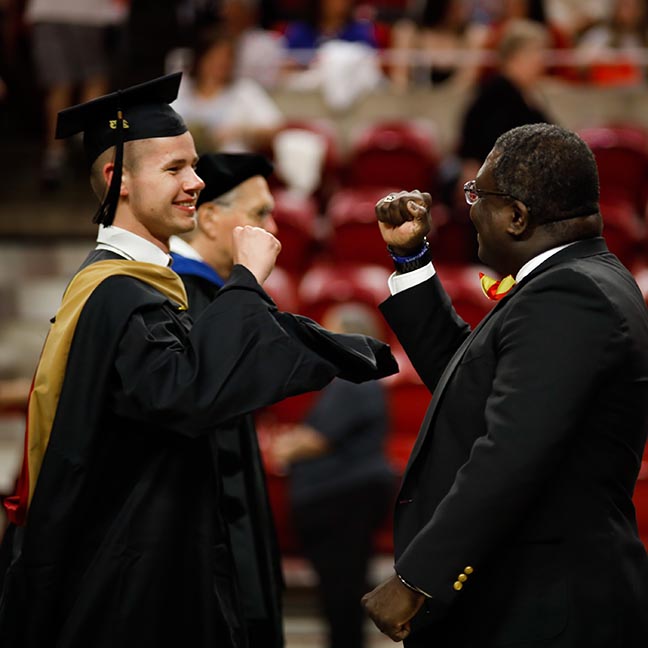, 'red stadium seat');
602,123,648,150
326,187,455,269
272,189,320,275
599,199,646,269
326,186,400,268
635,446,648,552
632,263,648,305
436,264,496,328
429,203,479,265
263,265,301,313
375,346,430,555
345,119,439,194
579,125,648,217
383,346,429,475
298,261,391,331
